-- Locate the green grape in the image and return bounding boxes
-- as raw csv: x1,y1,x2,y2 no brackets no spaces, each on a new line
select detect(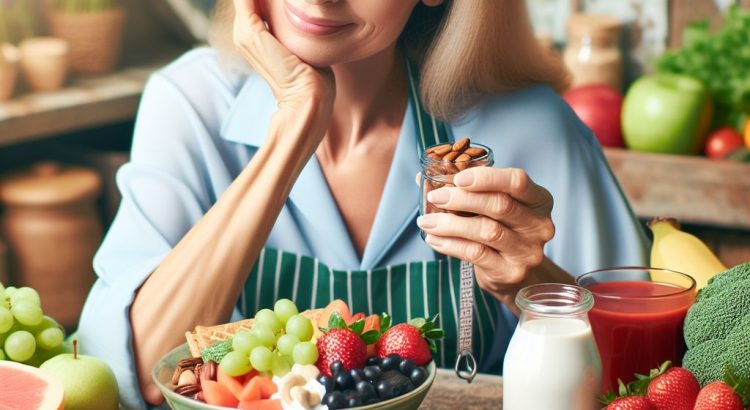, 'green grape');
255,309,283,332
4,287,17,298
220,351,252,377
271,352,291,377
30,316,62,334
251,326,276,348
10,287,41,307
0,348,4,360
249,346,273,371
4,330,36,362
276,334,300,356
273,299,299,325
36,327,63,350
0,307,13,333
292,342,319,365
285,315,314,342
232,332,261,356
11,301,43,327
